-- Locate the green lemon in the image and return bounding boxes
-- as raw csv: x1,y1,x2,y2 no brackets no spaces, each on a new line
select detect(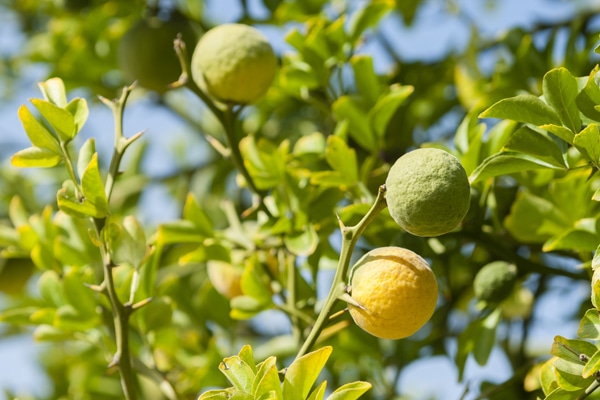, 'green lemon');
473,261,518,304
118,13,198,93
385,148,471,237
191,23,278,104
